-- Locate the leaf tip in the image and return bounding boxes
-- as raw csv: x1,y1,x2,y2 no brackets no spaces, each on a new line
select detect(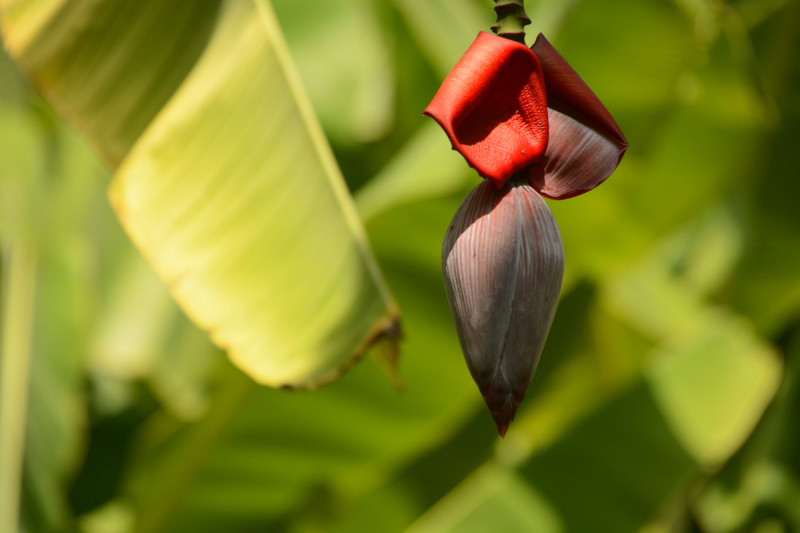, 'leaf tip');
370,315,405,392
